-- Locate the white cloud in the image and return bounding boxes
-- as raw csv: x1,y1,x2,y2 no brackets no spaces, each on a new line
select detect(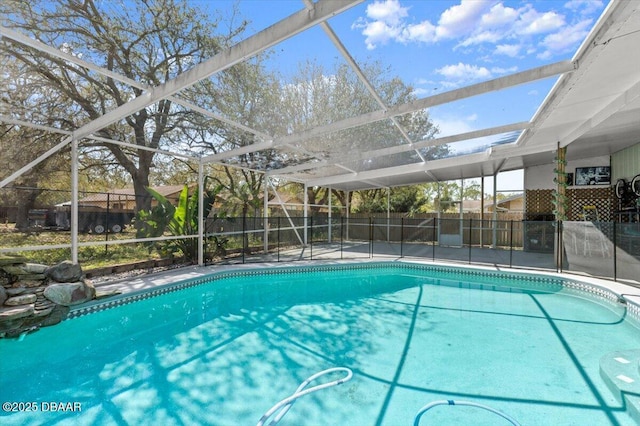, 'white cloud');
490,66,518,74
518,8,565,35
458,31,503,47
481,3,518,27
353,0,410,49
431,115,475,138
353,0,604,61
400,21,437,43
436,0,494,40
436,62,491,80
365,0,409,25
433,62,516,88
359,20,400,49
538,18,593,58
495,44,521,57
565,0,604,16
